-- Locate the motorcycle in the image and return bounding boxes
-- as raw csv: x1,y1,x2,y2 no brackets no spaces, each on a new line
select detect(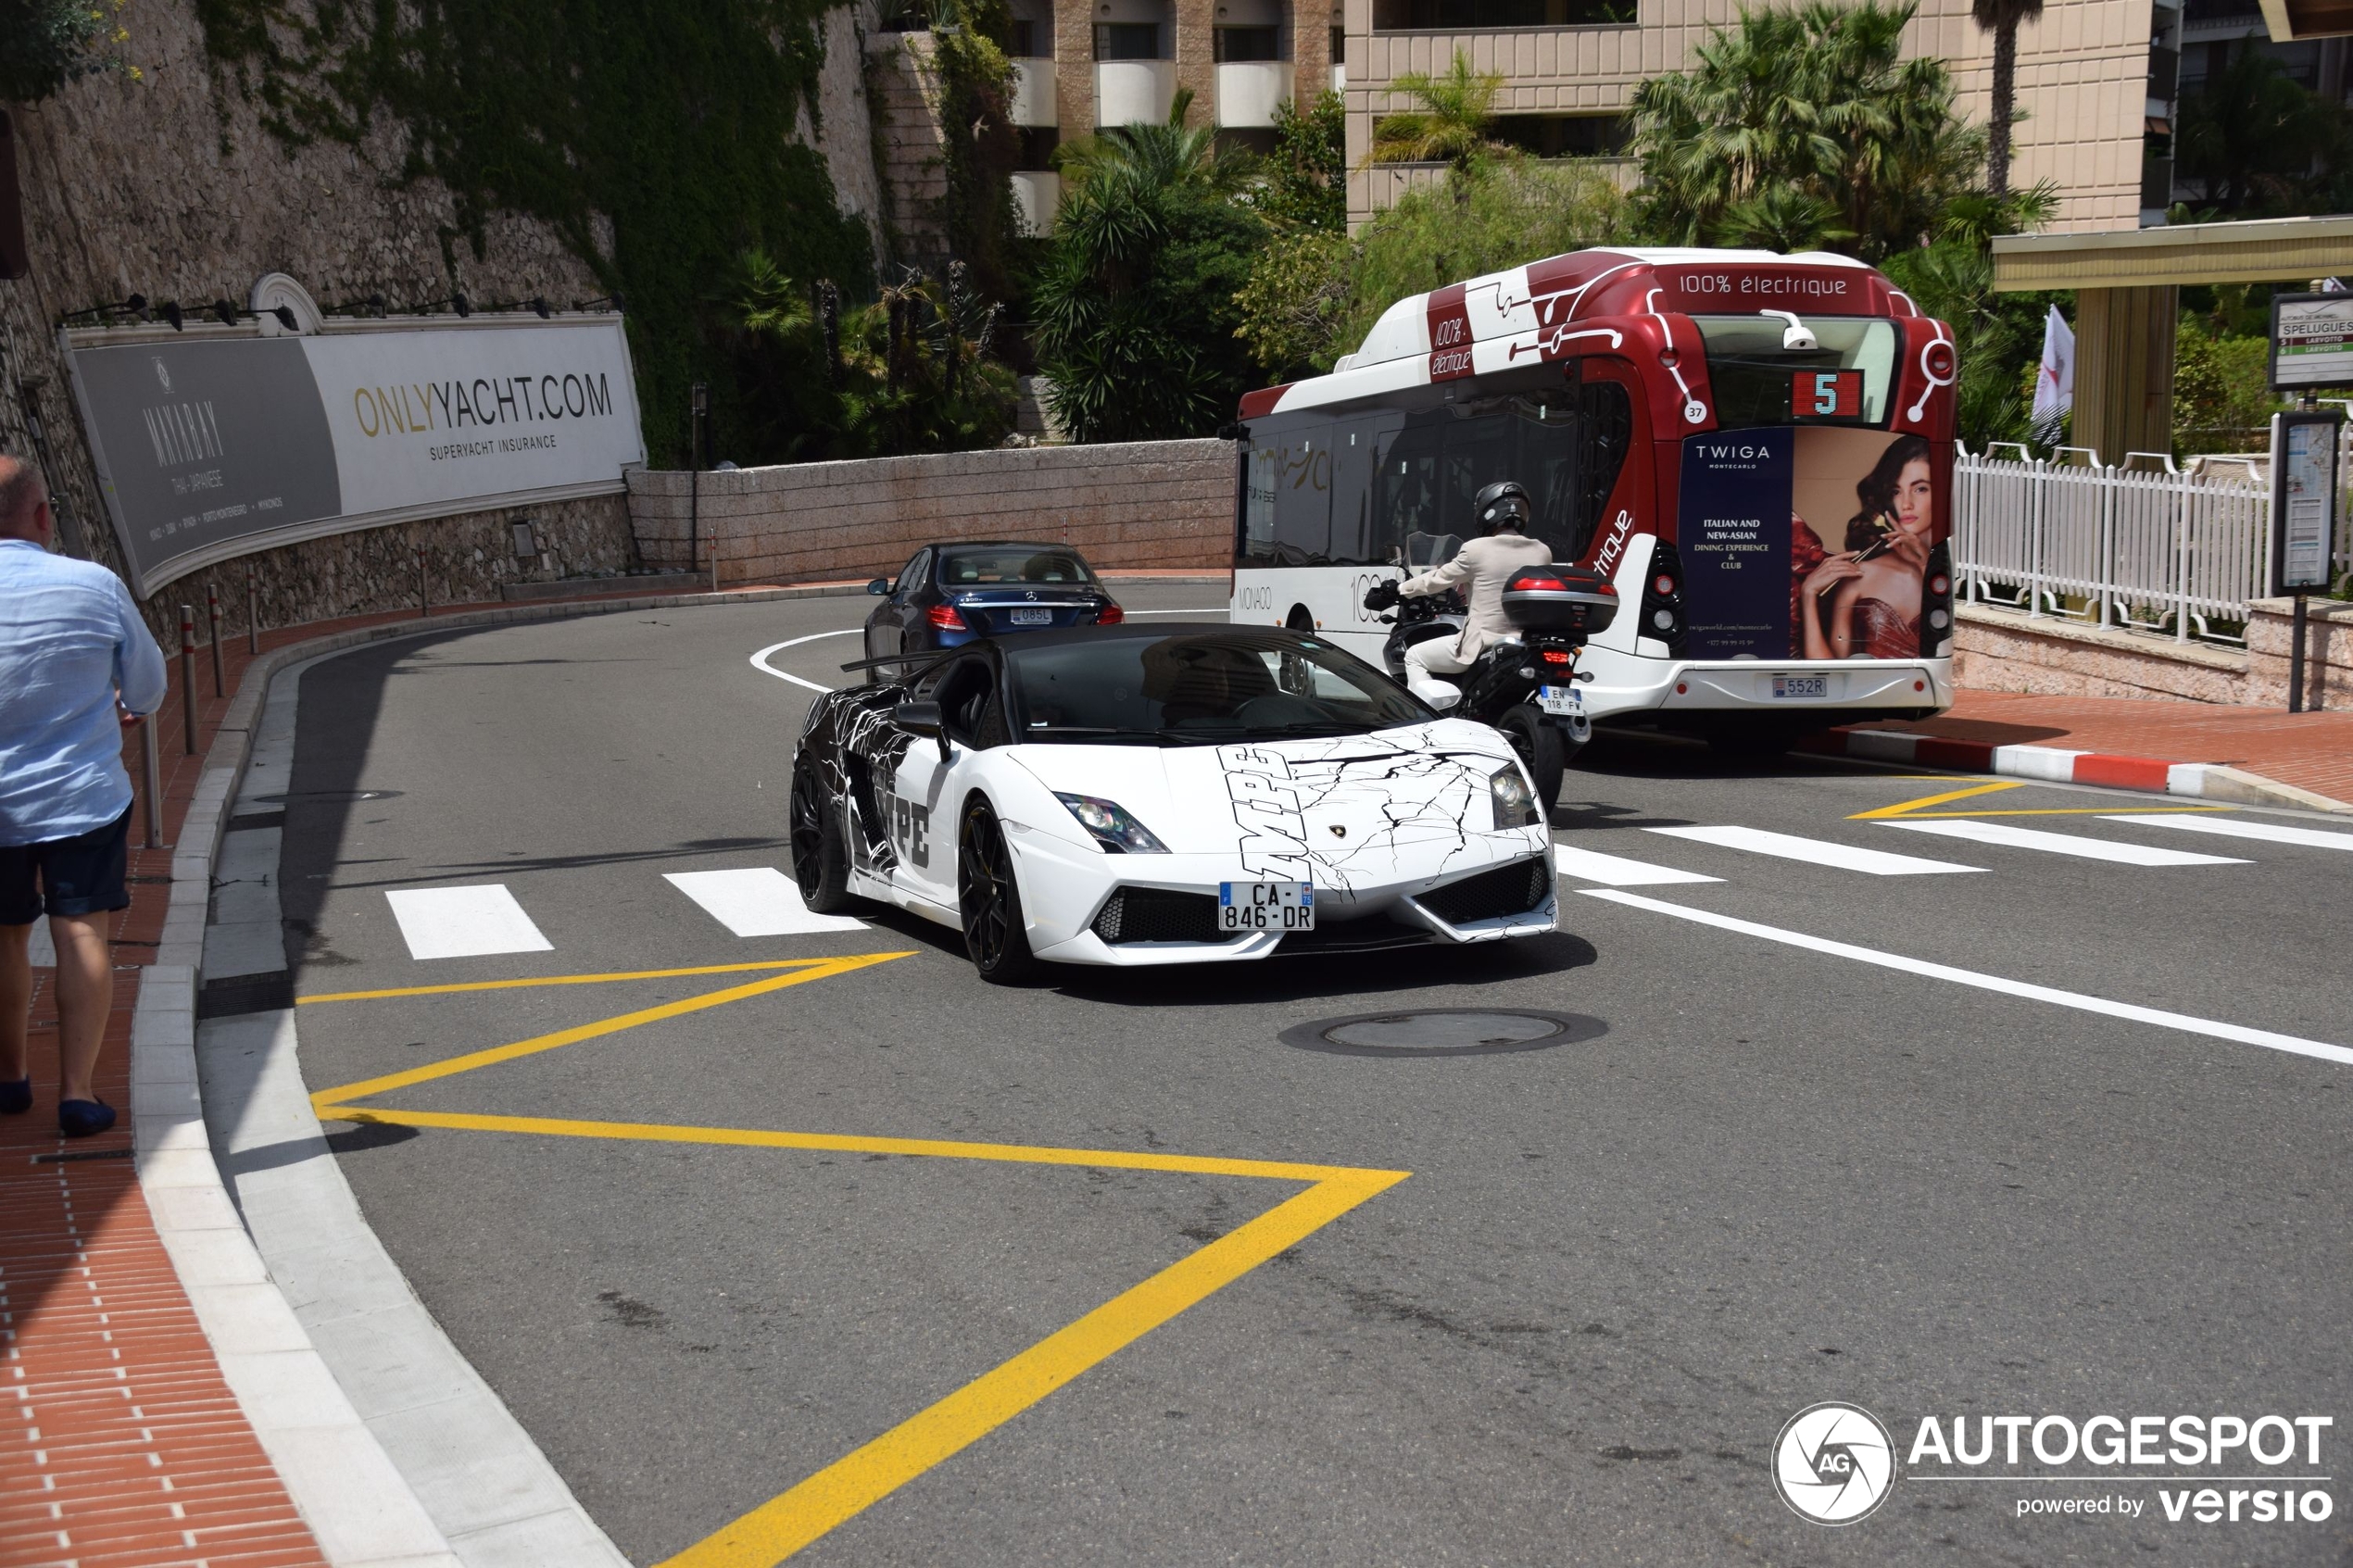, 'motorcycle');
1363,532,1619,808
